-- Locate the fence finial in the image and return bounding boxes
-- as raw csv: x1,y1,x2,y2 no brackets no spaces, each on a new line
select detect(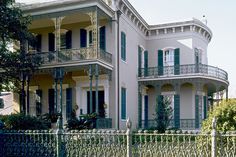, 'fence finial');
126,117,132,129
